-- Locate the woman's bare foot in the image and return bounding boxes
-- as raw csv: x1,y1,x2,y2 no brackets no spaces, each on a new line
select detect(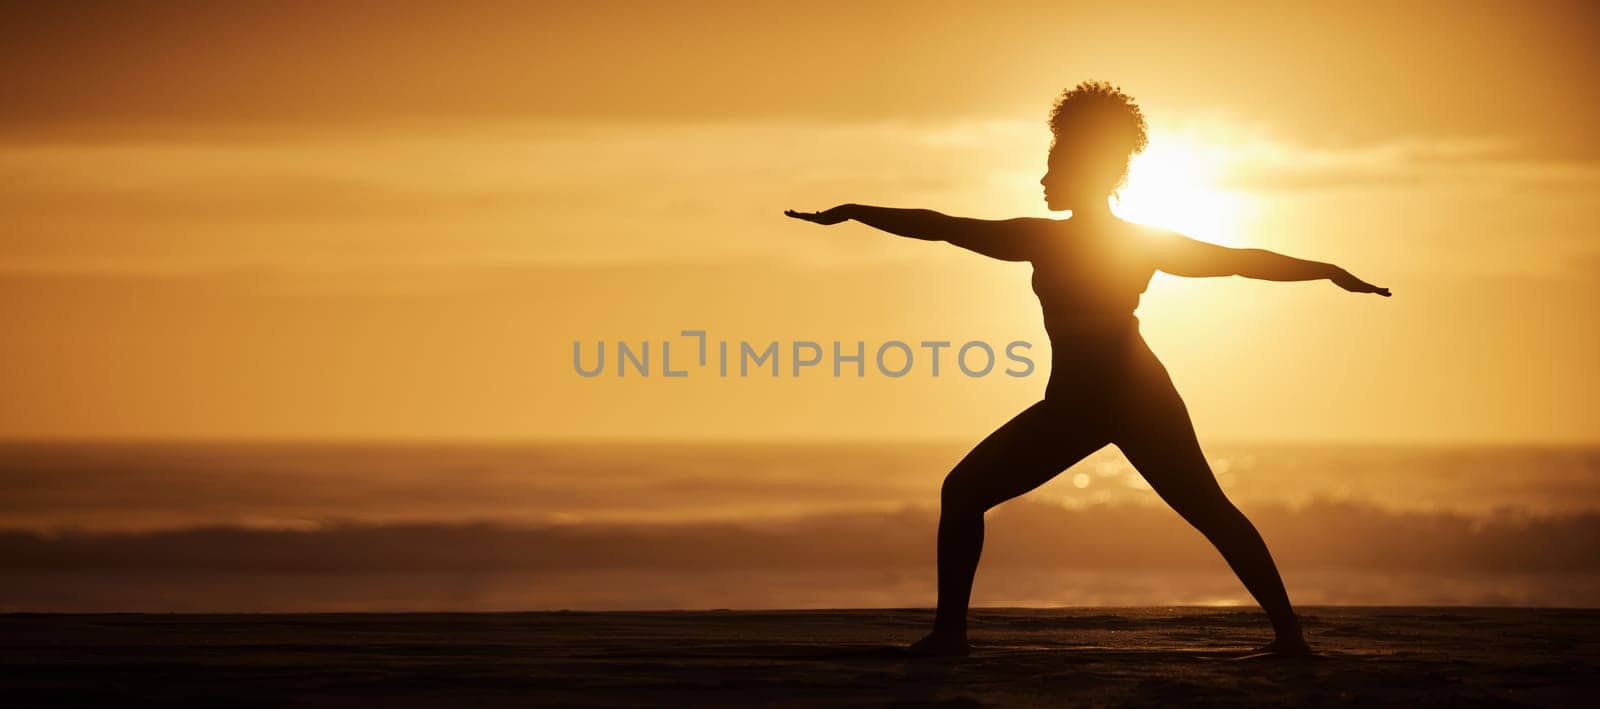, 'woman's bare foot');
905,630,970,657
1252,635,1313,657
